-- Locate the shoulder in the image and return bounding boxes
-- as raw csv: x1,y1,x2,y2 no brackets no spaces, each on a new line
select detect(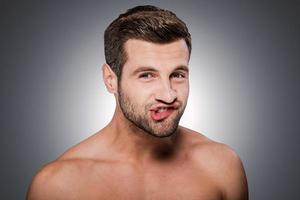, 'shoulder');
26,159,84,200
57,129,113,161
207,143,248,200
27,157,111,200
180,126,244,168
26,132,116,199
180,127,248,200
